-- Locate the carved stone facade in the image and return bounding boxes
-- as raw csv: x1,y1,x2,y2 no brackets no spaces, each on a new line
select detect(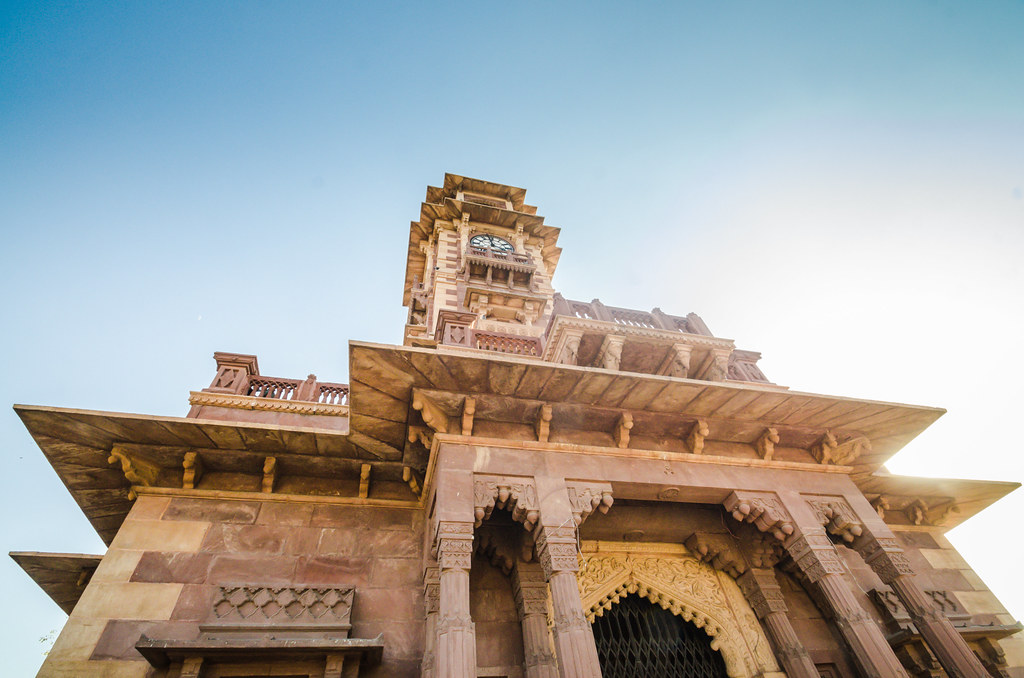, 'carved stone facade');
12,174,1022,677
